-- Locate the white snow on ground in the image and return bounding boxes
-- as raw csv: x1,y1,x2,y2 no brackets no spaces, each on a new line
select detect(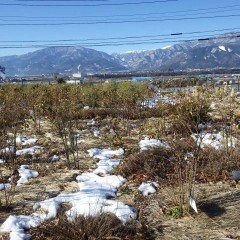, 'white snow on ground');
87,148,124,160
0,147,135,239
138,182,159,196
92,128,100,137
17,165,39,186
139,137,170,151
0,183,11,191
1,137,41,156
0,146,15,154
0,165,38,191
16,137,37,146
0,159,5,164
93,158,121,175
52,155,60,161
142,95,175,108
16,146,42,156
87,119,96,126
192,132,237,150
